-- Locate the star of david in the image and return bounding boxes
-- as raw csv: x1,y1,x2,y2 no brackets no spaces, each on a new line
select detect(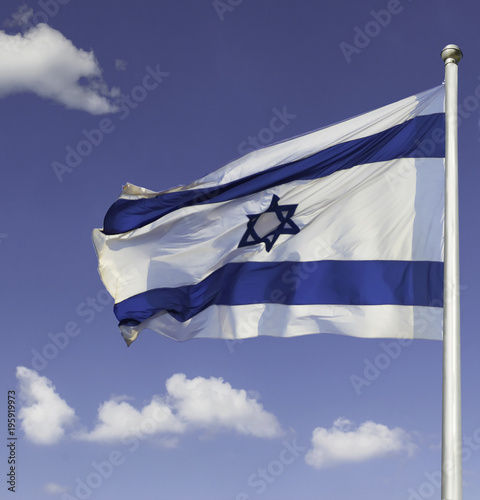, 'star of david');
238,195,300,252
